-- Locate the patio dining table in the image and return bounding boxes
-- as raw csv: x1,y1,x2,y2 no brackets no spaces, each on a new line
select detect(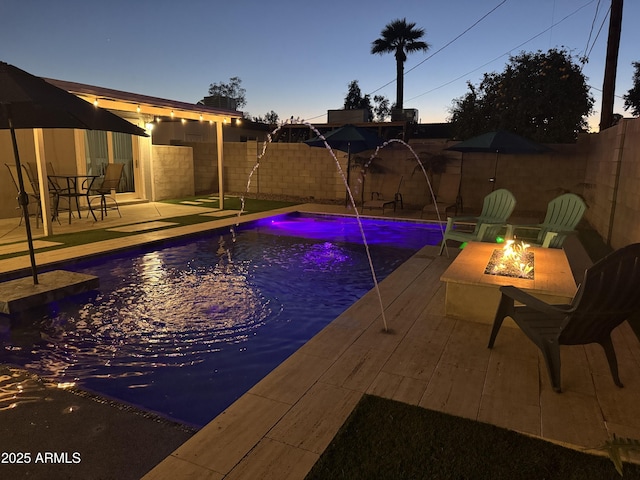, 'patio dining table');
48,174,100,223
